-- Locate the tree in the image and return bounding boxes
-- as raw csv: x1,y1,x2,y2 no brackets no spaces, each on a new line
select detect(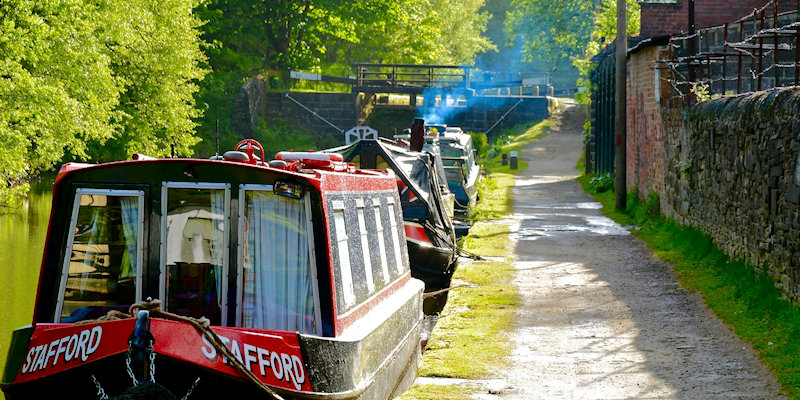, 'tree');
506,0,595,73
429,0,496,64
193,0,495,156
573,0,640,107
338,0,494,66
0,0,207,205
87,0,207,159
